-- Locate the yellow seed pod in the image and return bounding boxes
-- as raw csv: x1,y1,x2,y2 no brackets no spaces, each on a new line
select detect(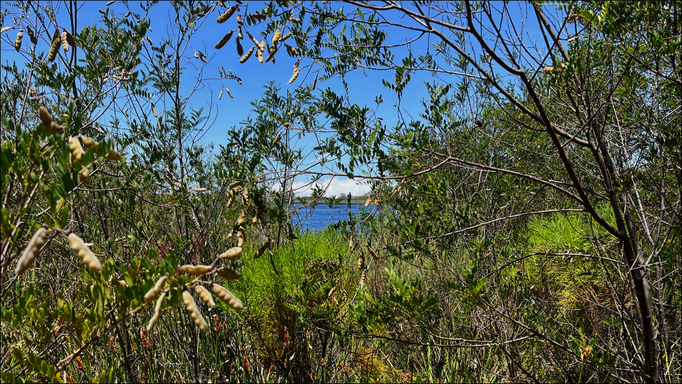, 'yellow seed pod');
272,29,281,43
228,181,242,189
226,87,234,98
364,196,371,207
105,150,122,161
237,230,245,247
144,275,168,302
236,38,243,56
238,27,243,40
15,228,47,275
80,136,98,150
216,267,241,280
61,31,69,51
65,31,76,47
251,215,258,224
239,47,254,63
68,233,102,272
78,167,91,185
219,246,242,260
47,35,61,62
215,31,233,49
237,14,242,25
288,68,300,84
236,210,246,225
38,106,53,124
279,32,293,42
45,121,62,134
272,133,281,146
212,284,244,311
248,31,258,46
151,103,157,117
357,255,364,269
241,187,249,205
1,26,13,33
289,16,299,24
256,49,263,63
69,137,85,163
182,291,210,332
360,270,367,285
146,292,166,331
219,89,224,100
217,5,237,23
15,31,23,52
227,192,236,208
195,285,215,307
180,264,212,276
